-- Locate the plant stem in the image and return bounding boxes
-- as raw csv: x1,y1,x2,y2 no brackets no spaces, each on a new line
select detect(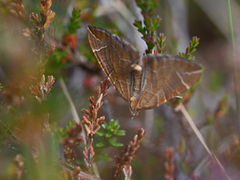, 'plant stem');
226,0,240,133
226,0,235,50
177,103,231,180
59,77,86,143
